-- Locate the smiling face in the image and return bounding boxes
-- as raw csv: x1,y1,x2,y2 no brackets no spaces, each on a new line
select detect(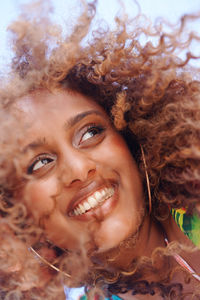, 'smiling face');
16,89,144,254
